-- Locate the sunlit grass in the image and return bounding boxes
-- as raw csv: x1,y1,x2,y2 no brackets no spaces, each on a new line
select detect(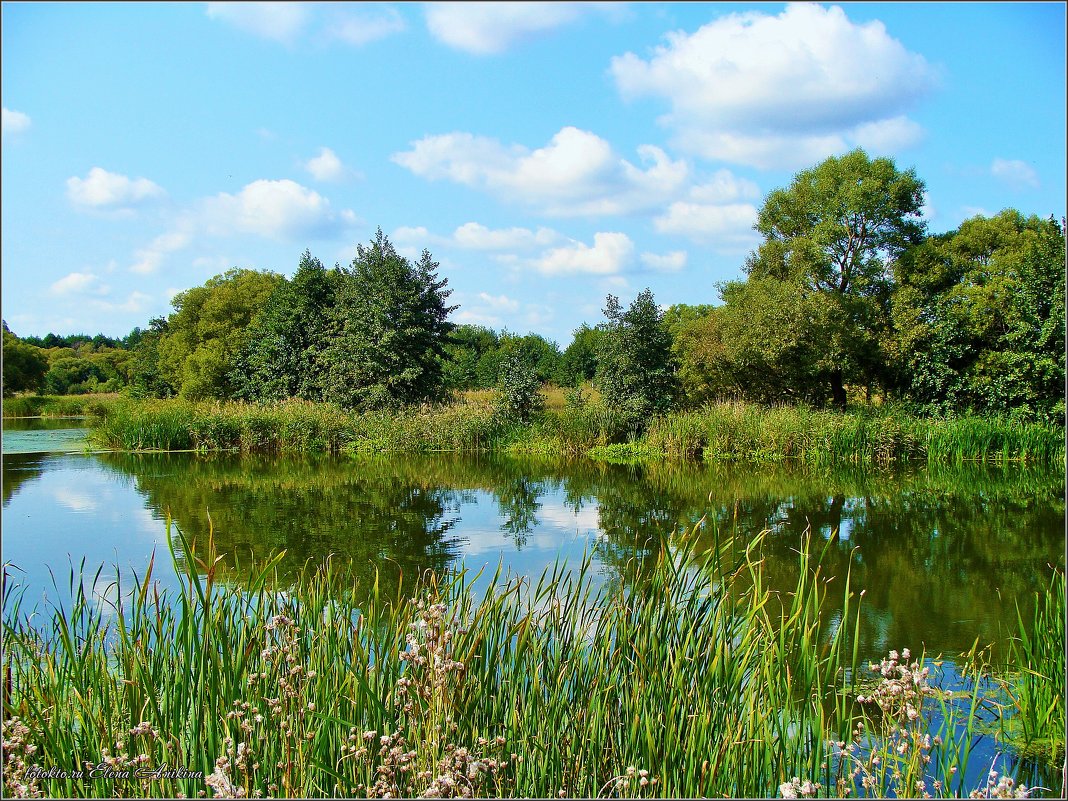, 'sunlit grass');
2,522,1051,798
